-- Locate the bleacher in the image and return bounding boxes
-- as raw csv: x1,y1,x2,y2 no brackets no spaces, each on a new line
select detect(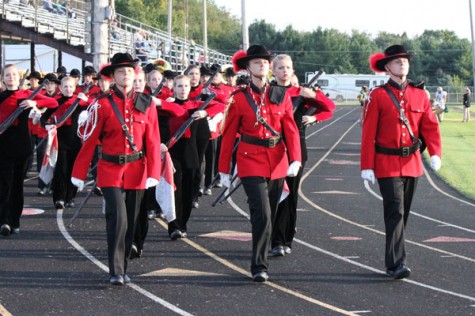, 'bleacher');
0,0,231,69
